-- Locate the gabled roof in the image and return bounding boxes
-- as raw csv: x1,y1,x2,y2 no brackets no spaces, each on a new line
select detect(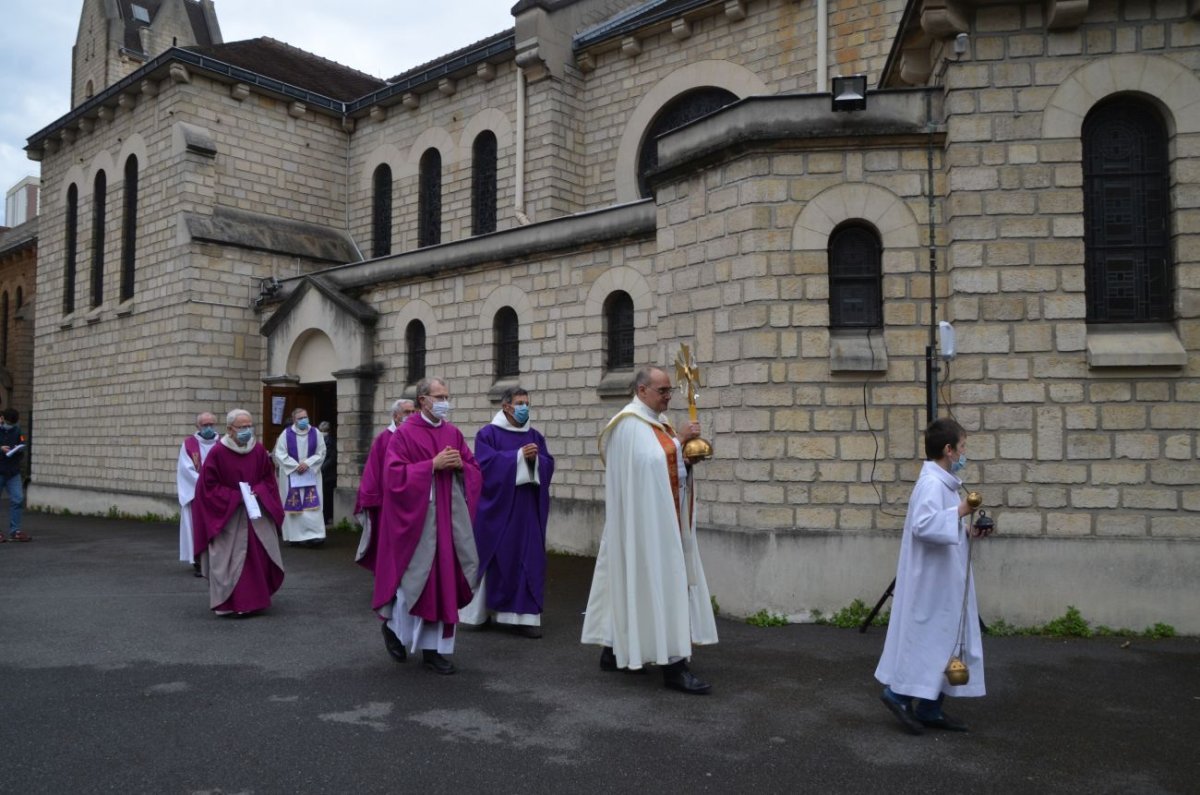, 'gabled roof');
185,38,386,100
